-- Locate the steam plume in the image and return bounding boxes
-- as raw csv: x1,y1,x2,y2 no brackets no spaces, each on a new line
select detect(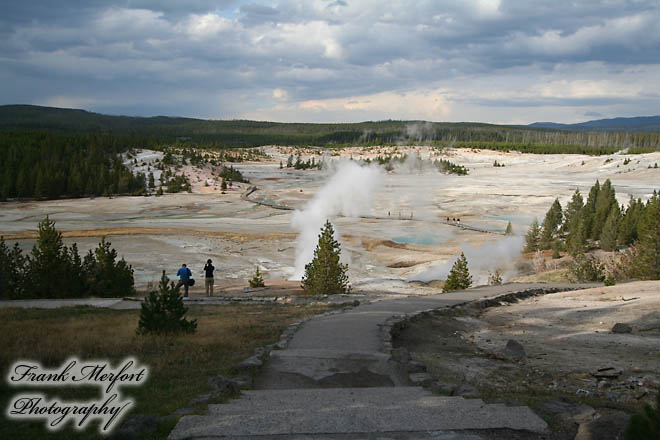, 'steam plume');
410,236,524,285
290,160,382,280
